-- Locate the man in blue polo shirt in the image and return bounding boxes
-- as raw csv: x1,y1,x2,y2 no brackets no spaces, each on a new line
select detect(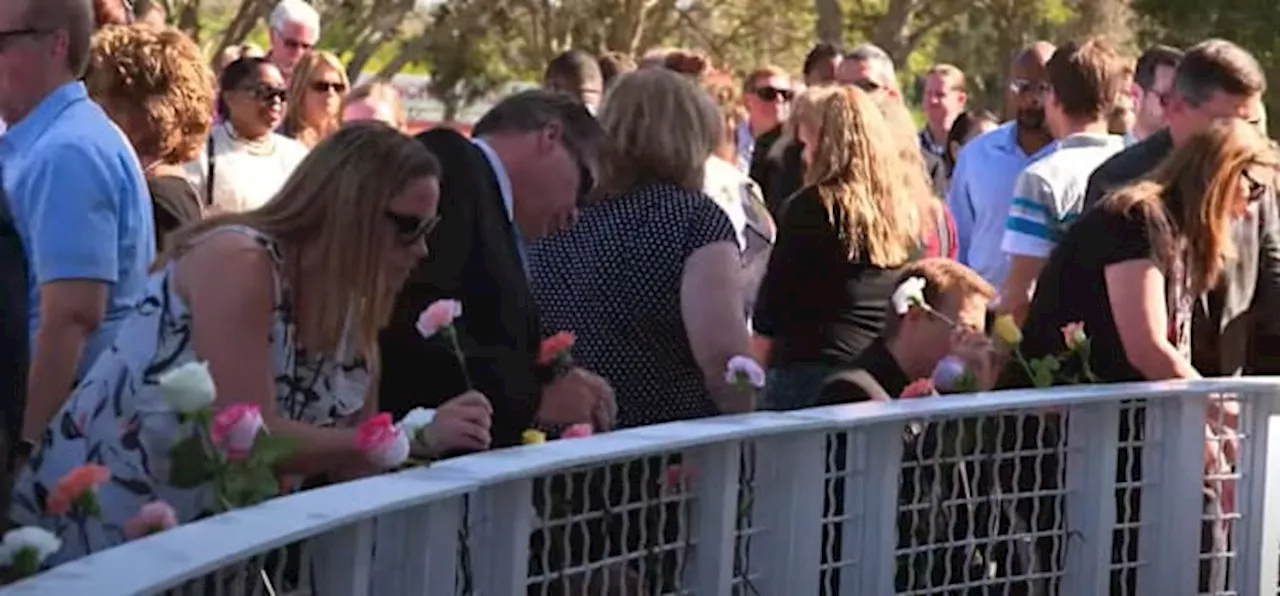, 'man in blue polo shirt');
0,0,153,457
947,42,1058,288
